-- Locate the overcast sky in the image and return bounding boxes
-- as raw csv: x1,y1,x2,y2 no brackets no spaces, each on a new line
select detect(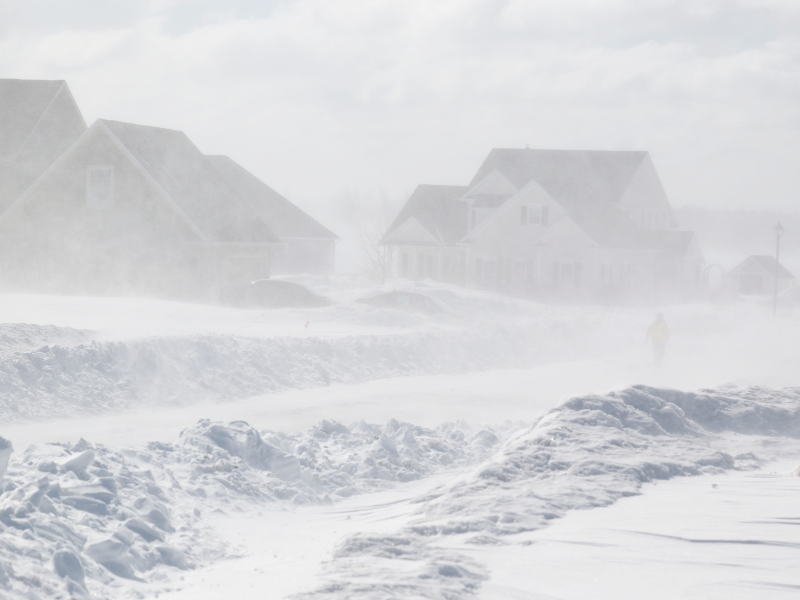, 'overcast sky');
2,0,799,222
